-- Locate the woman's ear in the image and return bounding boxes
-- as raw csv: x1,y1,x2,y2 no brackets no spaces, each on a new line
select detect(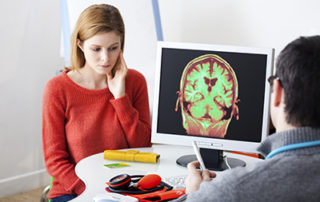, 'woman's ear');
77,39,83,51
